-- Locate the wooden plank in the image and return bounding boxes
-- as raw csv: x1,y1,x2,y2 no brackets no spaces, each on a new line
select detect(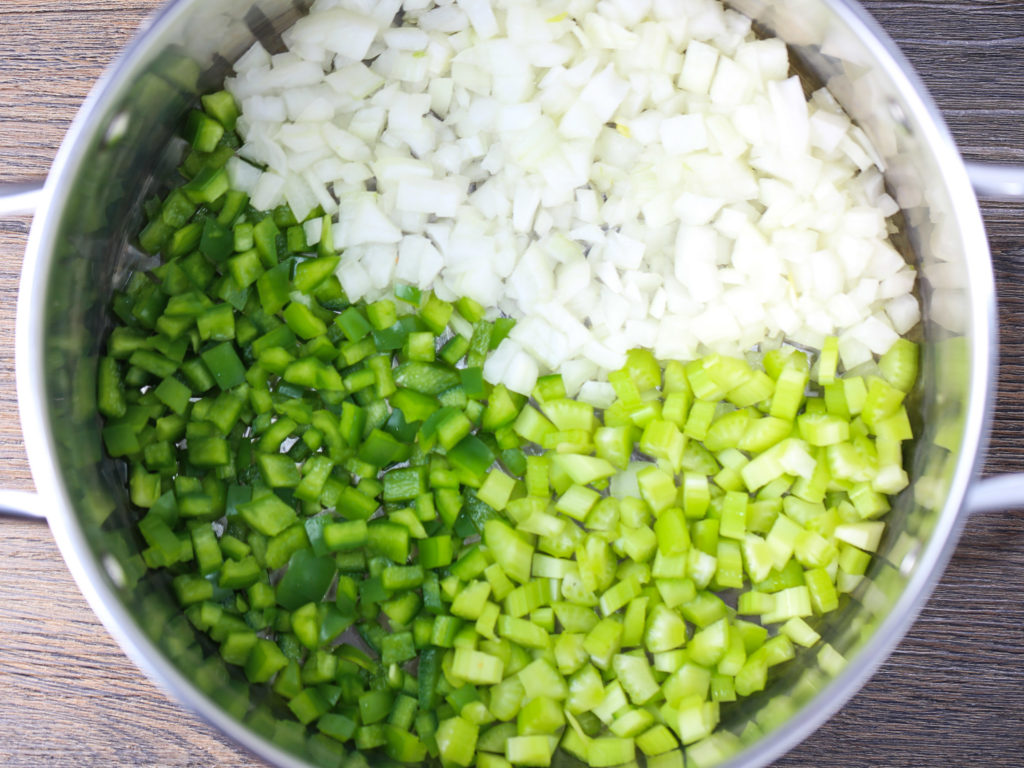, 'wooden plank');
2,2,1023,767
